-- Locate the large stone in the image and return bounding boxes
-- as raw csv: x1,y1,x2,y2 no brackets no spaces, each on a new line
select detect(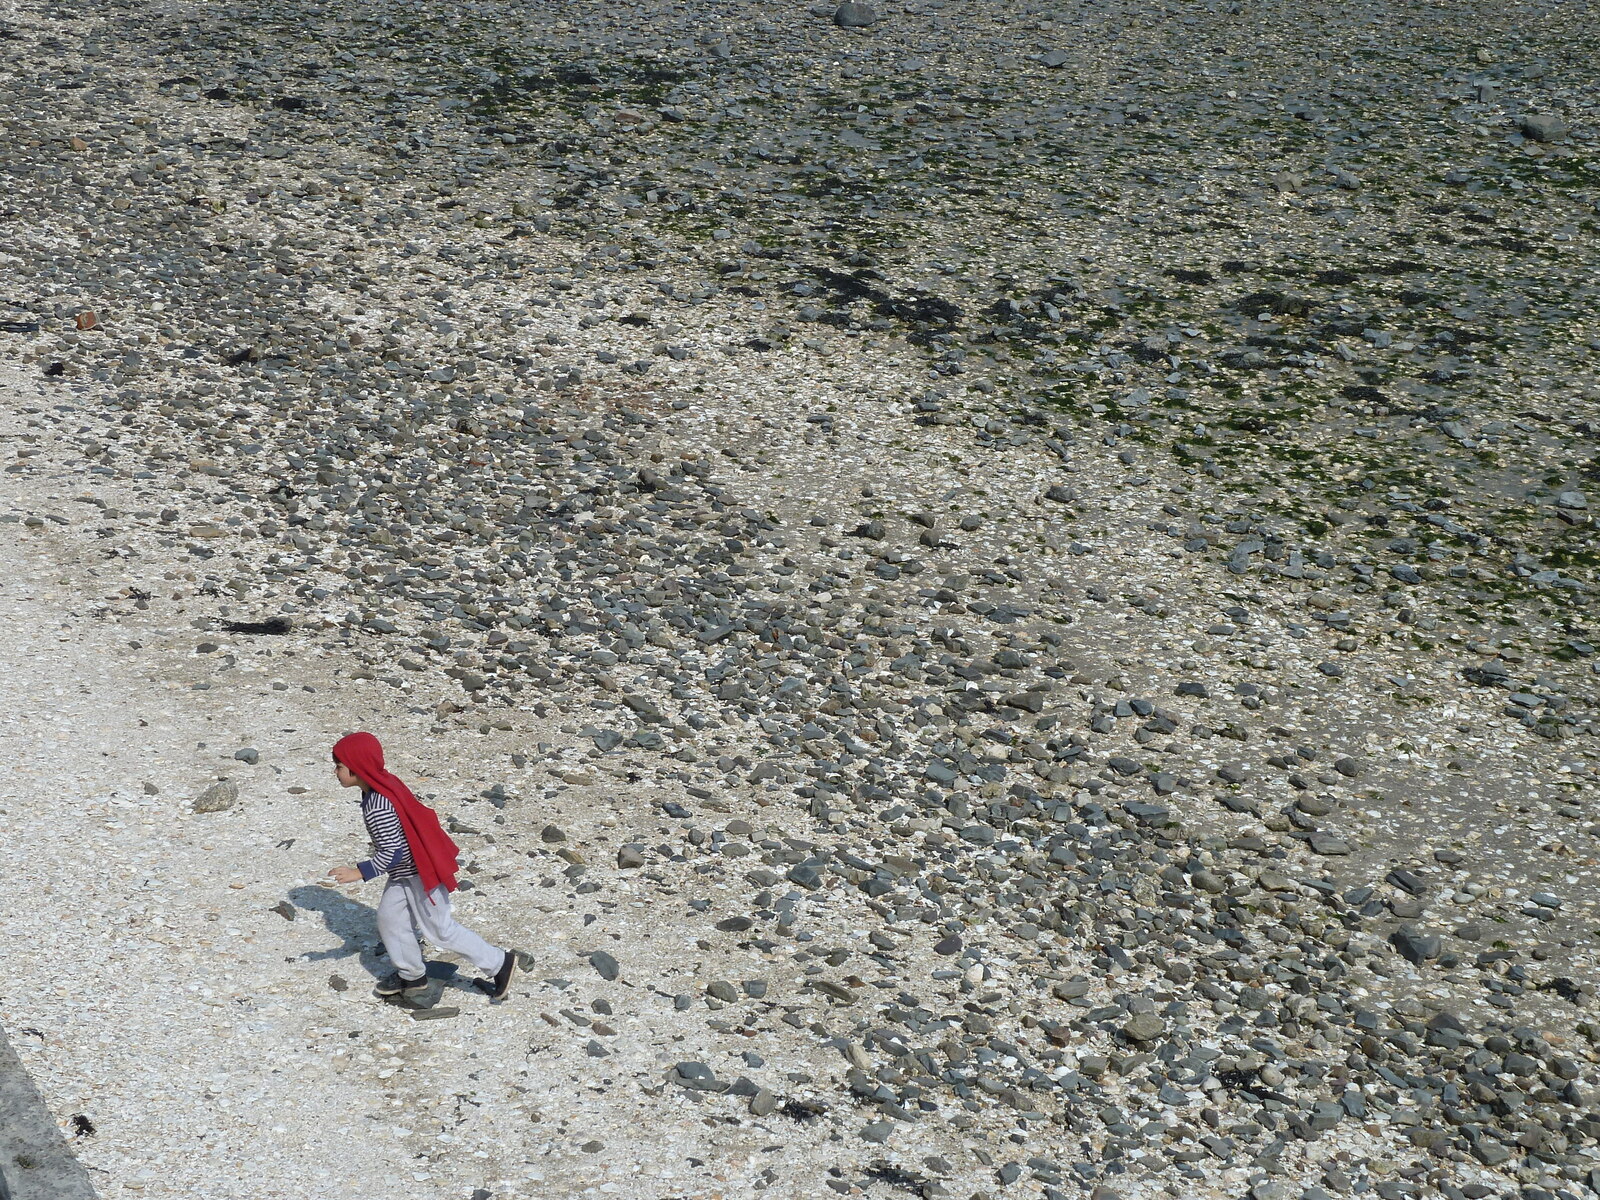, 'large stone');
1122,801,1168,822
409,1006,460,1022
1471,1137,1512,1165
191,780,238,813
787,864,823,890
1052,979,1090,1001
749,1088,778,1117
1392,925,1441,964
1520,113,1567,142
833,1,877,27
671,1062,724,1092
1386,868,1426,895
1122,1012,1165,1042
621,693,666,722
616,844,646,869
859,1120,894,1143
